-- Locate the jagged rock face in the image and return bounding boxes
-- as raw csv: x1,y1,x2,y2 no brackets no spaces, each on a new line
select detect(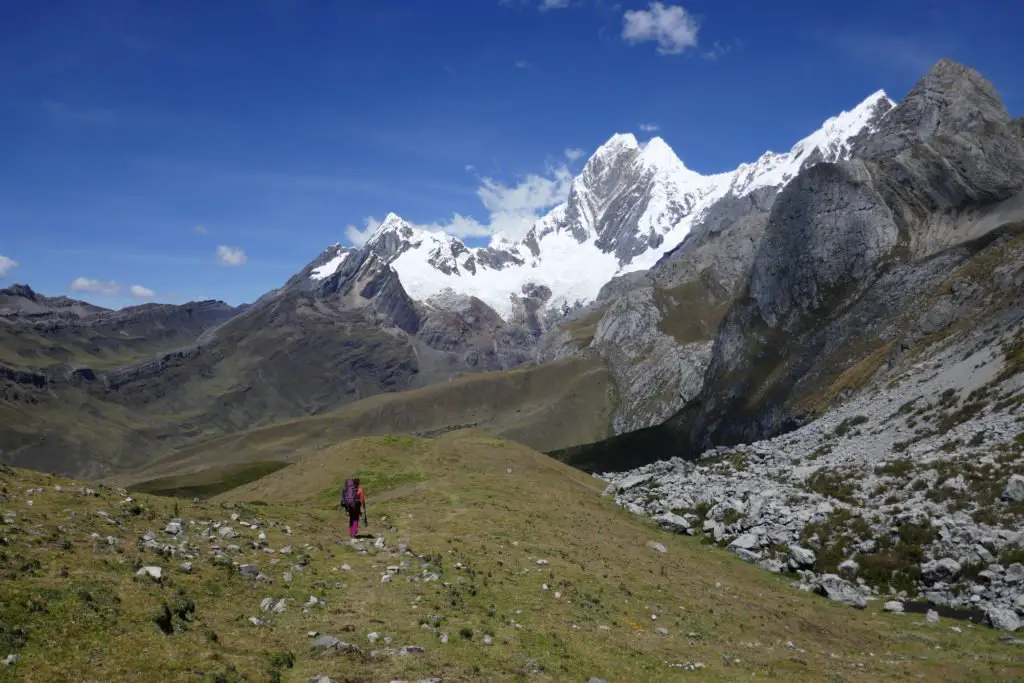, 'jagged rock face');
856,60,1024,257
417,290,536,370
539,184,776,434
653,186,778,294
748,160,900,330
317,251,422,335
0,284,106,319
590,285,714,433
549,136,687,264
